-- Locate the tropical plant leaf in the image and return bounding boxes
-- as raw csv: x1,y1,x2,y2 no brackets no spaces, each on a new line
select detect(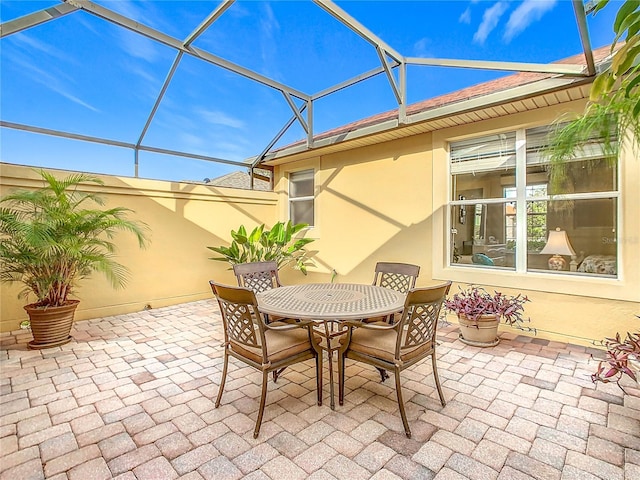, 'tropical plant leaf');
207,221,314,274
0,169,149,306
613,0,639,34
